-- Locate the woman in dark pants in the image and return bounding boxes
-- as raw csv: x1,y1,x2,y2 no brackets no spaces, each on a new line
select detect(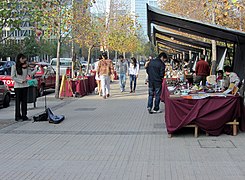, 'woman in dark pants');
128,57,139,93
11,53,38,121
